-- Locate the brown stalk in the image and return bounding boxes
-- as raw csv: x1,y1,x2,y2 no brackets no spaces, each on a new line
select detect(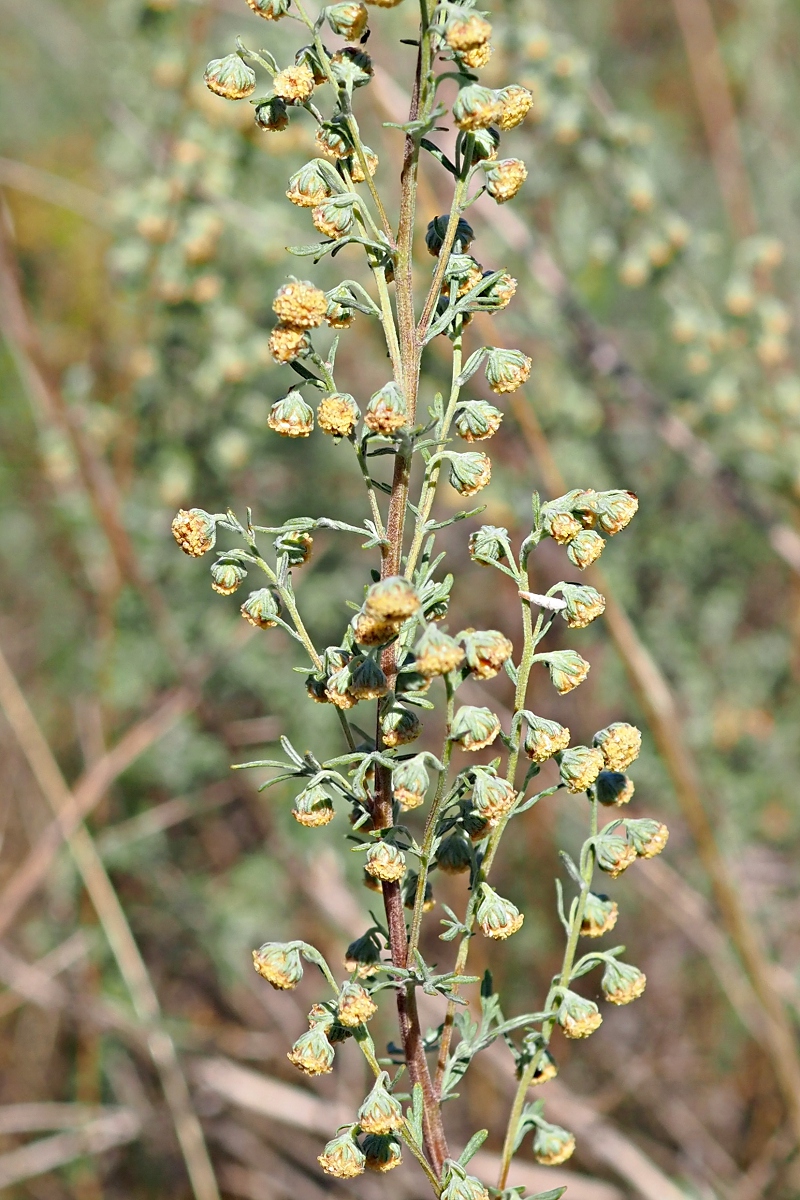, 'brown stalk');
510,396,800,1149
0,643,221,1200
